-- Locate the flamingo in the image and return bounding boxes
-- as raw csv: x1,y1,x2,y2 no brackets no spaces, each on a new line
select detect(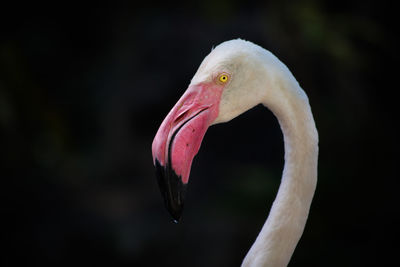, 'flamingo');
152,39,318,267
